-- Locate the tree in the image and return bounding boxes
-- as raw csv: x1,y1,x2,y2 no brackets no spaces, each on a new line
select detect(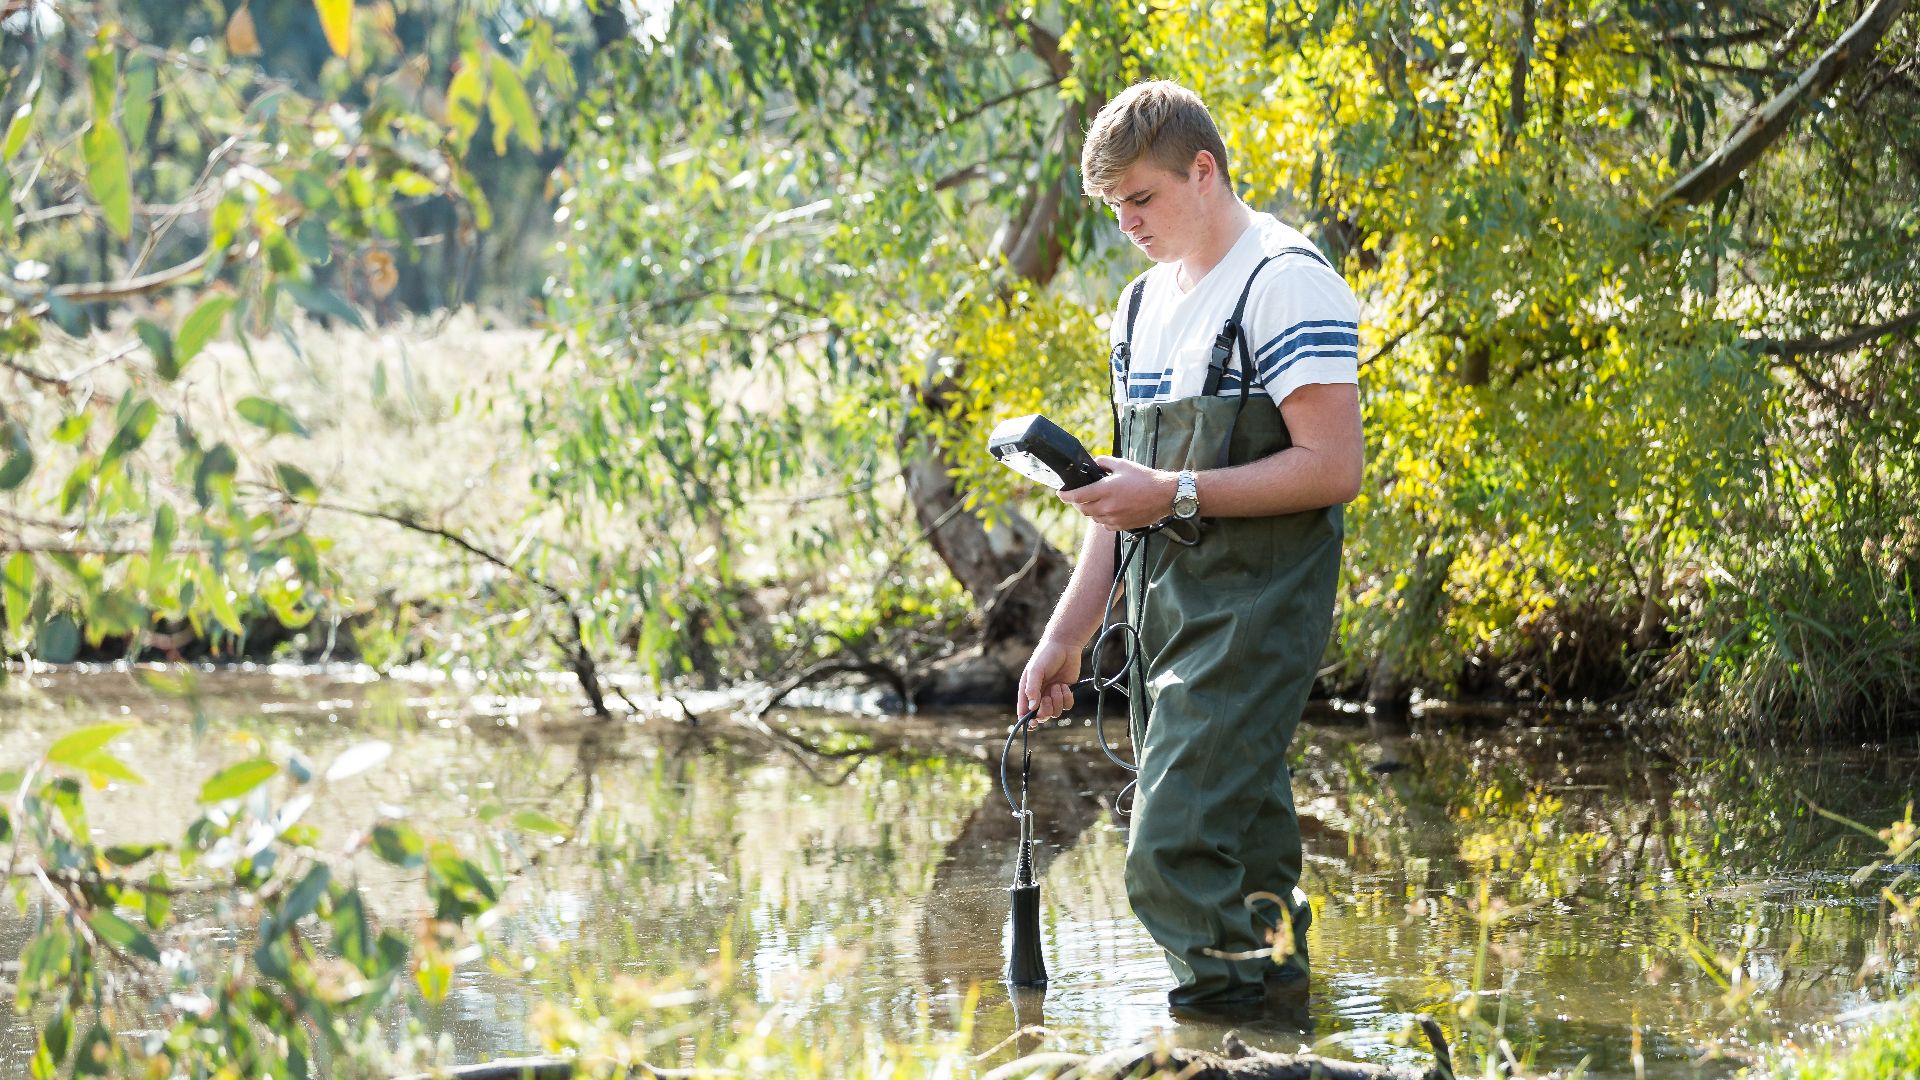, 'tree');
539,3,1152,701
1,2,563,670
1144,0,1918,728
